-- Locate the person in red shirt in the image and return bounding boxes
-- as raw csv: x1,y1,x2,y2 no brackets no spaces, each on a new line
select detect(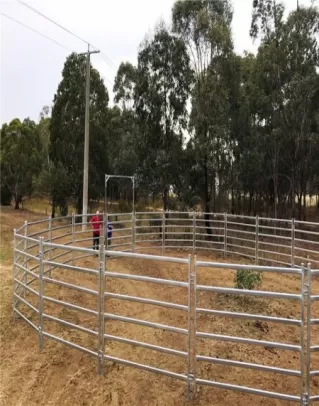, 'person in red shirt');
90,210,102,250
